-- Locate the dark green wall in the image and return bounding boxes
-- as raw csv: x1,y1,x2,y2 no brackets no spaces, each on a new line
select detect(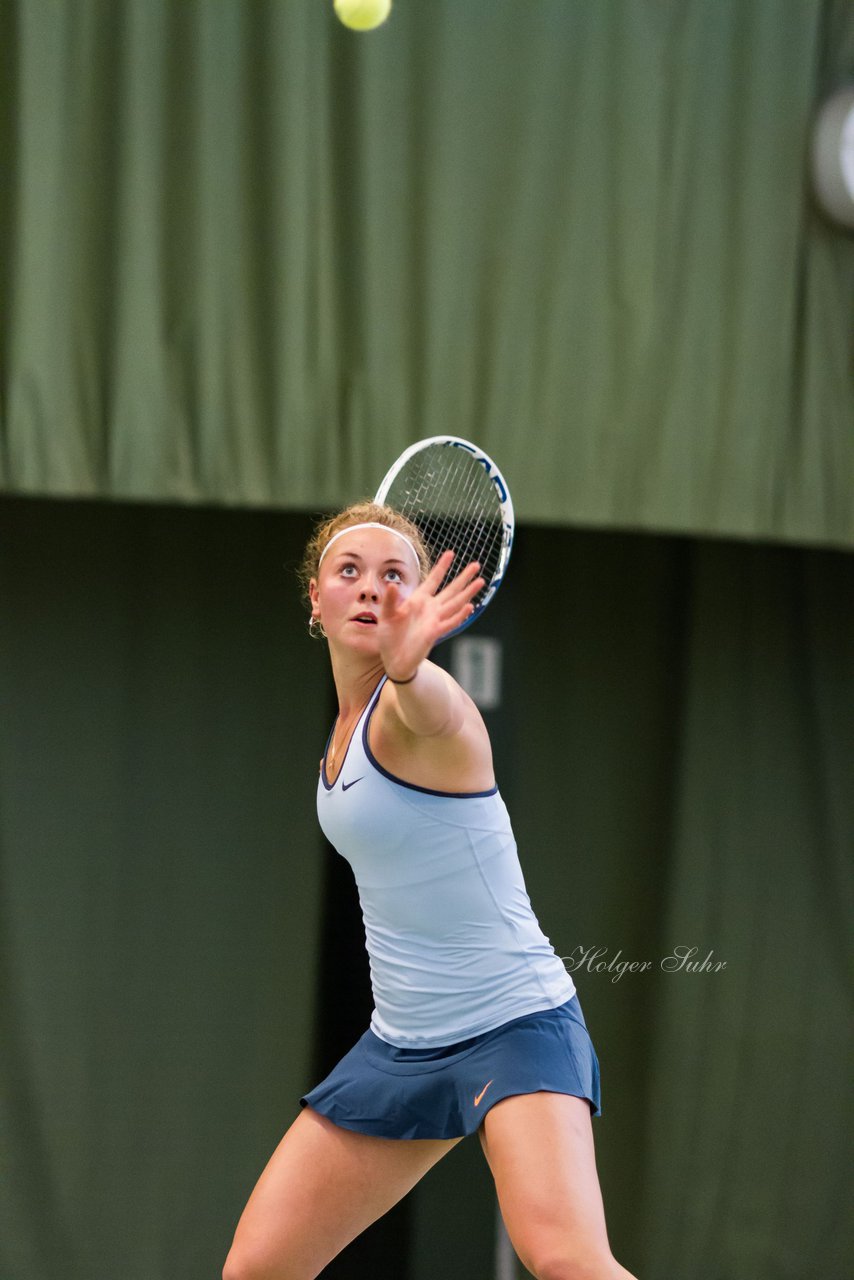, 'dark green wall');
2,495,851,1279
2,1,853,545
